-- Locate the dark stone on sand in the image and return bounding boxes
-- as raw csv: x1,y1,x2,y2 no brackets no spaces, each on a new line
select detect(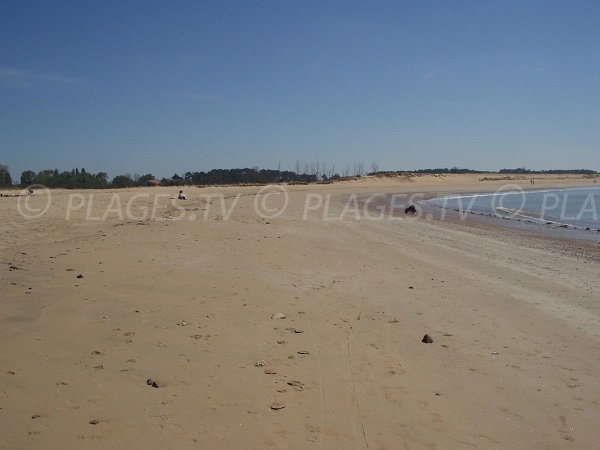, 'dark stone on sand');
146,378,160,388
421,334,434,344
89,419,100,425
287,380,304,390
285,327,304,333
76,274,84,279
